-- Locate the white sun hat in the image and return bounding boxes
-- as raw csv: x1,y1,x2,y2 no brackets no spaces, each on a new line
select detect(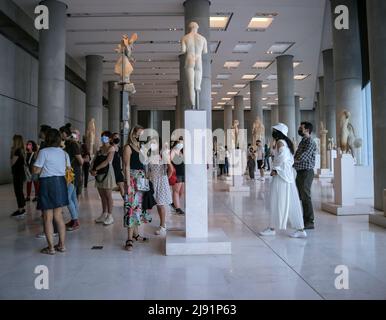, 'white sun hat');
272,123,289,137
